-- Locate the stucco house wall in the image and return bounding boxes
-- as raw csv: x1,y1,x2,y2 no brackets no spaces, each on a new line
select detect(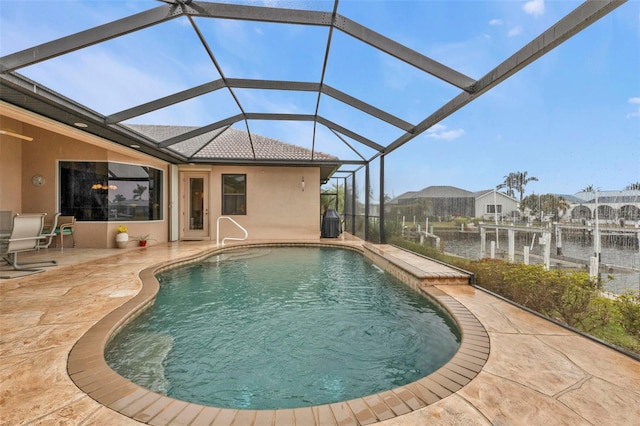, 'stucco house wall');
204,165,321,241
1,113,172,248
474,191,520,220
0,116,23,216
1,105,325,247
